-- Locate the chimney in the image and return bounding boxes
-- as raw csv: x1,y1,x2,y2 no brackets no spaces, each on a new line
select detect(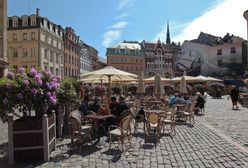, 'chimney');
36,8,40,16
